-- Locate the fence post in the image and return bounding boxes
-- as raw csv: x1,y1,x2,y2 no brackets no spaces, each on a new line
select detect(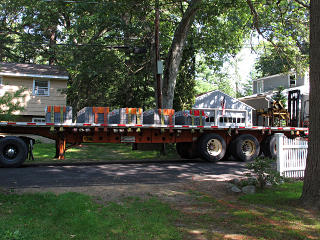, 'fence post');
275,133,284,176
